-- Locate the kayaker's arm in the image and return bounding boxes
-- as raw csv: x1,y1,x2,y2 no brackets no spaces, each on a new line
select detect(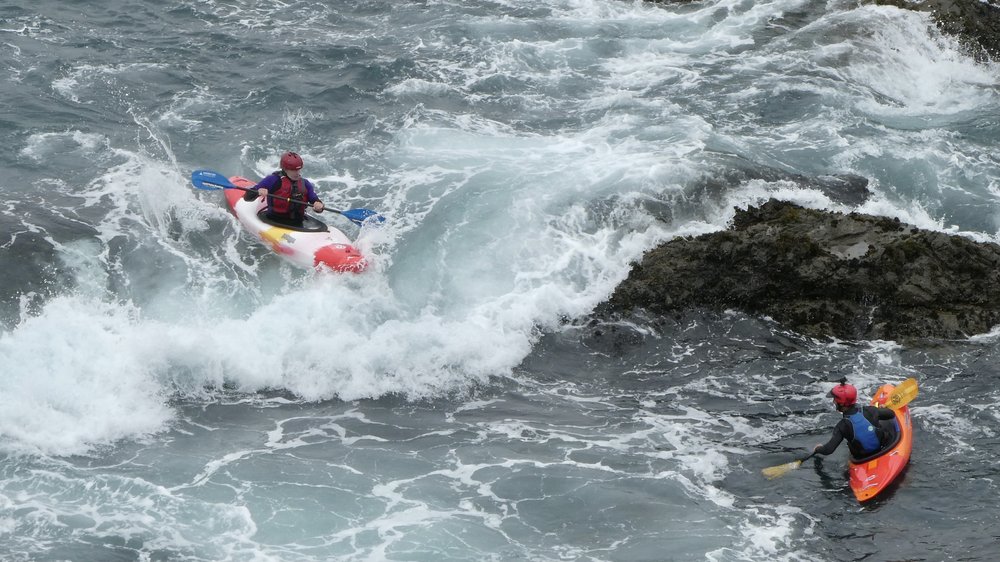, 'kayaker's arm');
244,175,280,201
814,422,848,456
243,188,266,201
303,179,325,212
